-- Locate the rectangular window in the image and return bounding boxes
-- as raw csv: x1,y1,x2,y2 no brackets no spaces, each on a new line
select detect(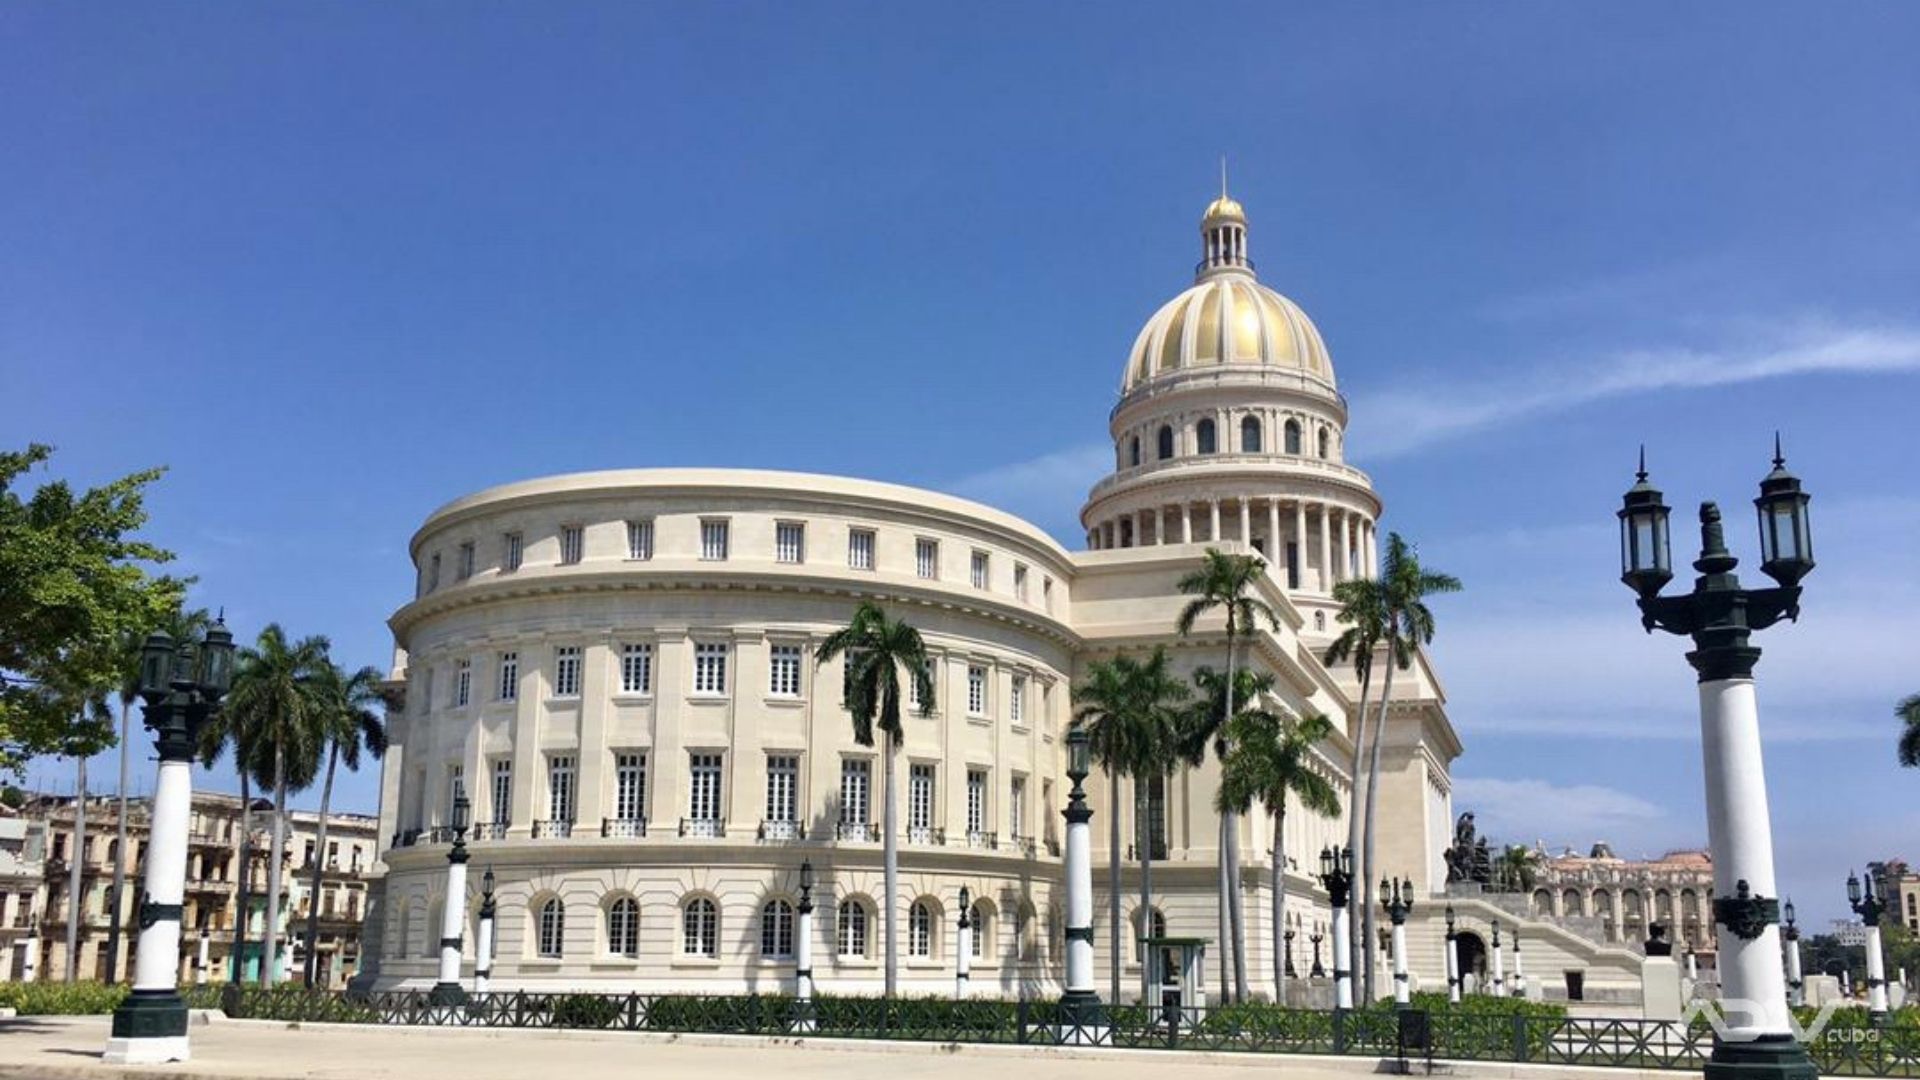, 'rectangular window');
490,760,512,826
498,652,519,701
775,521,805,564
906,658,930,712
419,667,433,713
689,753,723,823
693,642,729,695
1009,675,1025,726
553,645,582,697
504,531,523,572
1141,774,1168,860
847,528,875,571
764,754,798,825
700,519,730,561
619,643,652,695
839,759,870,828
454,660,471,708
1009,775,1027,840
426,553,441,594
447,765,465,822
626,519,654,560
457,542,475,581
614,753,646,822
1286,542,1300,590
547,756,576,825
1014,563,1029,601
908,764,935,836
966,769,987,837
768,644,802,697
559,525,584,565
1043,577,1053,611
970,550,989,589
967,665,986,716
915,537,939,580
